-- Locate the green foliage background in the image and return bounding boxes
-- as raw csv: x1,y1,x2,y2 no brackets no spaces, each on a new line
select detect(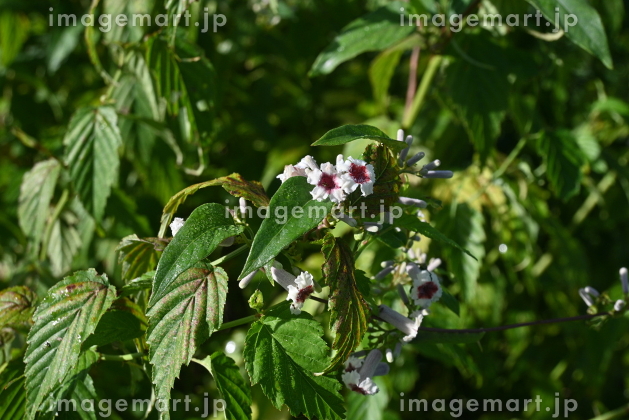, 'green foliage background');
0,0,628,419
